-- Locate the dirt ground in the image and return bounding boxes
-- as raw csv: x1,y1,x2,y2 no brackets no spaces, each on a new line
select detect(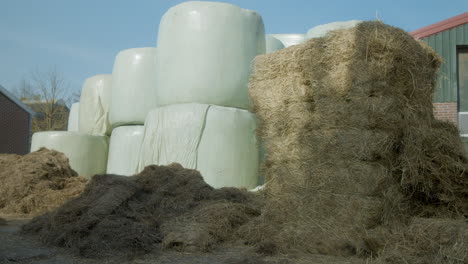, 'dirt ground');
0,217,366,264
